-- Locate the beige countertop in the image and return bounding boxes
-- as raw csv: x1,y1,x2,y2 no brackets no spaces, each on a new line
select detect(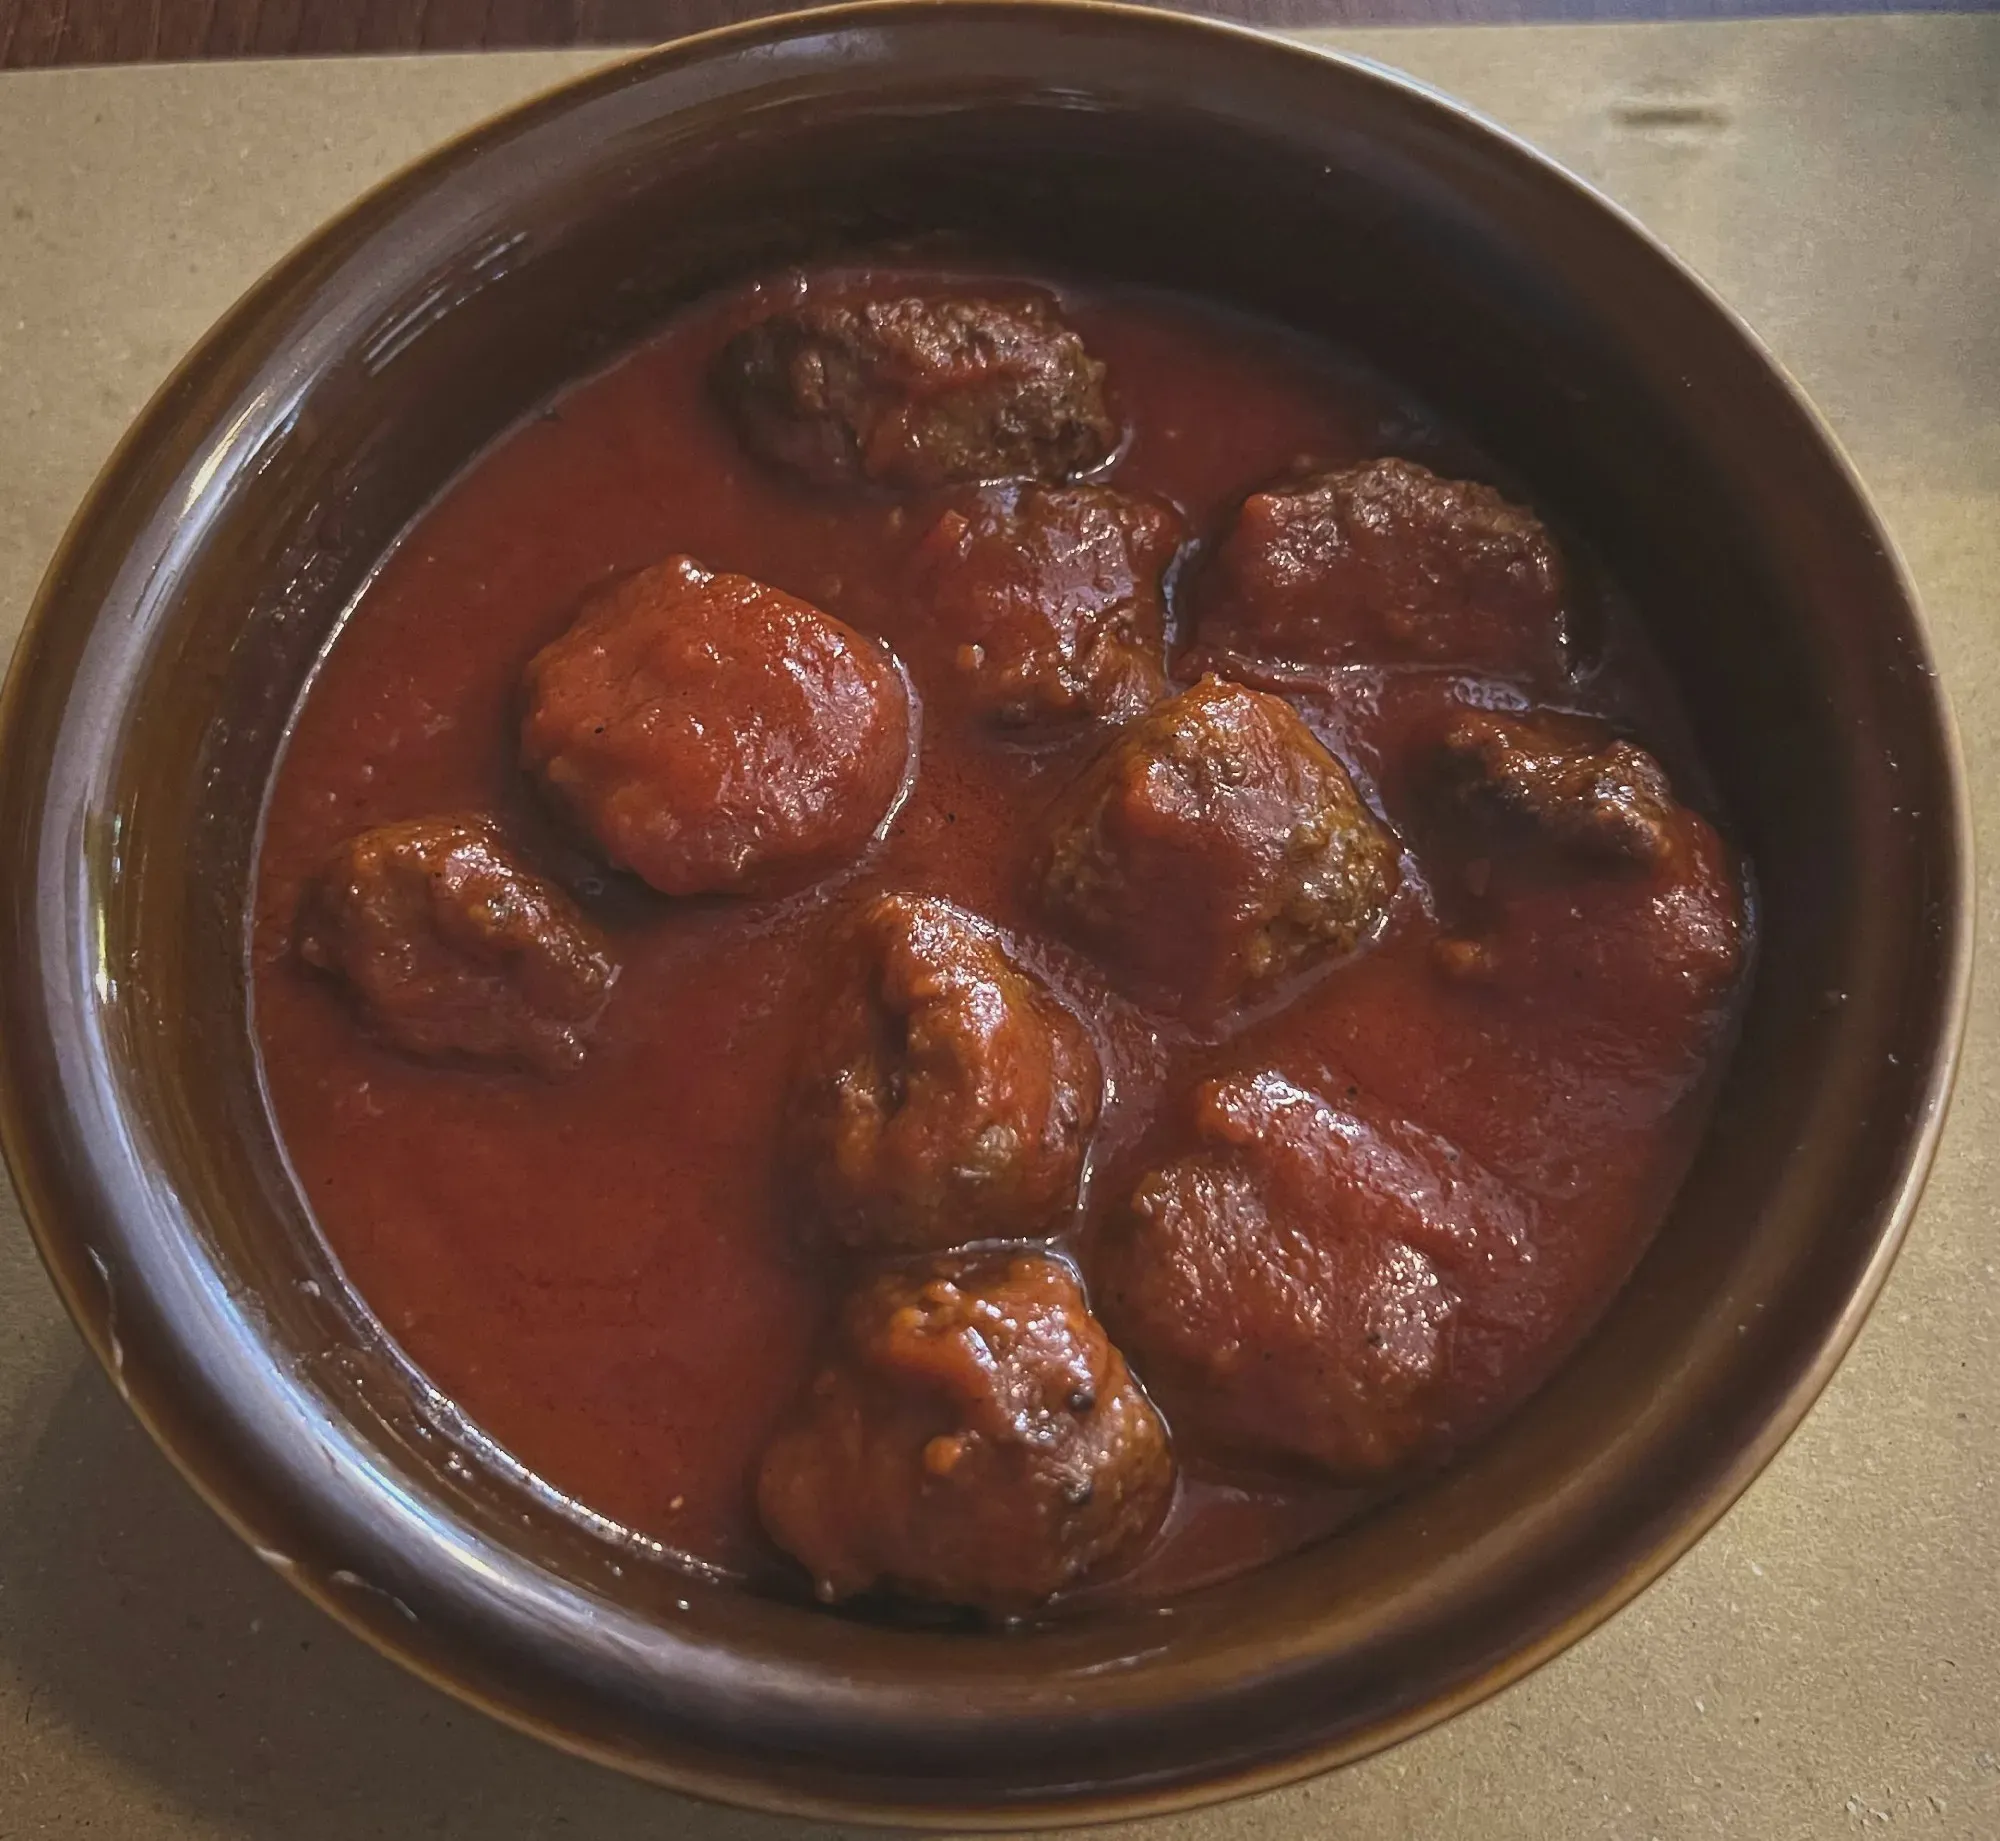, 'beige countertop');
1,17,1996,1838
